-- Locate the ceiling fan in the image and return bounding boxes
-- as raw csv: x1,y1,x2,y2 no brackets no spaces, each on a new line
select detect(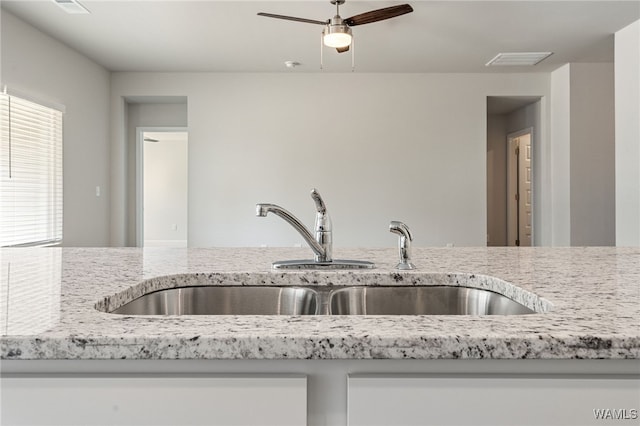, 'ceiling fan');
258,0,413,53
